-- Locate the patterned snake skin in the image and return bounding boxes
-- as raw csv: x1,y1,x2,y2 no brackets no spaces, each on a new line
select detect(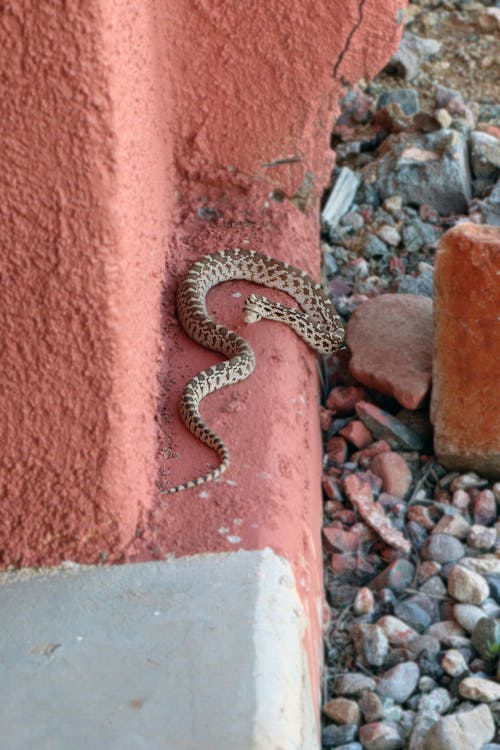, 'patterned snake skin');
163,248,344,493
